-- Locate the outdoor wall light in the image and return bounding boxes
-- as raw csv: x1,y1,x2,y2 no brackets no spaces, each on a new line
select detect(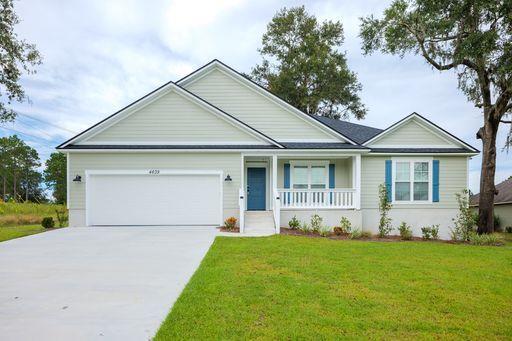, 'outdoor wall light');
224,174,232,182
73,175,82,182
